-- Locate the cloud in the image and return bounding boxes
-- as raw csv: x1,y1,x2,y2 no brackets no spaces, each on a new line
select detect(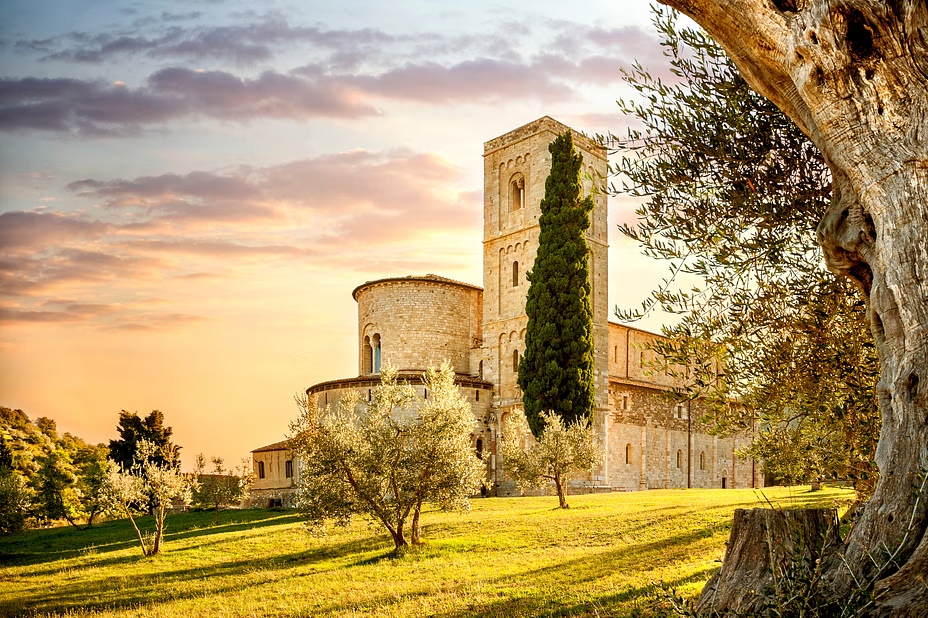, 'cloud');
2,148,477,317
0,70,377,135
0,211,110,250
25,18,401,65
343,58,573,103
